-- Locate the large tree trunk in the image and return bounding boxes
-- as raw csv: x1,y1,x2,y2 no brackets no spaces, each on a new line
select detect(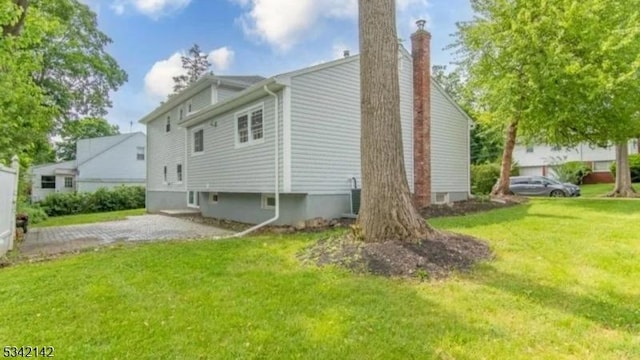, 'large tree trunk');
357,0,436,243
608,142,637,197
2,0,29,37
491,120,518,196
